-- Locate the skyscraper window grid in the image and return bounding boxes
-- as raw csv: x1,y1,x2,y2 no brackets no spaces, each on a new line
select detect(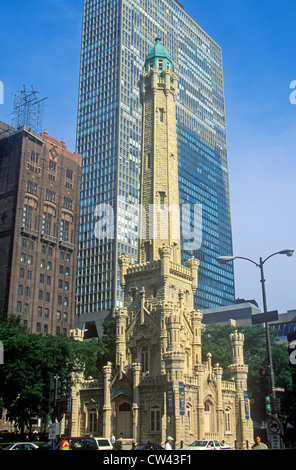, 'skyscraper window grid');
76,0,234,328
